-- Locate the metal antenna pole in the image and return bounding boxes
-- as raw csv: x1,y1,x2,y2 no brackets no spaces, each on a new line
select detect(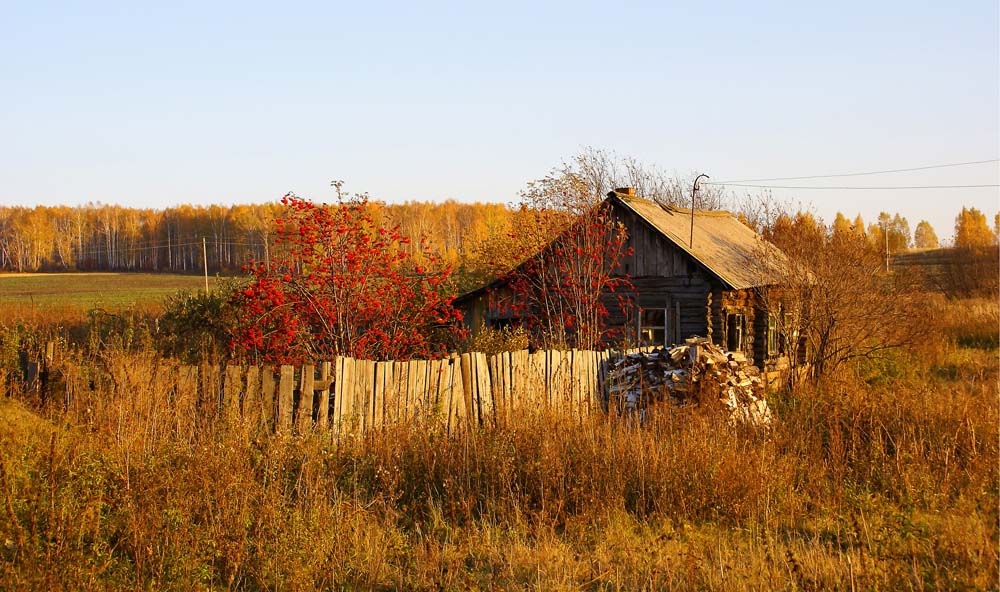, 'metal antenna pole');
690,174,709,248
